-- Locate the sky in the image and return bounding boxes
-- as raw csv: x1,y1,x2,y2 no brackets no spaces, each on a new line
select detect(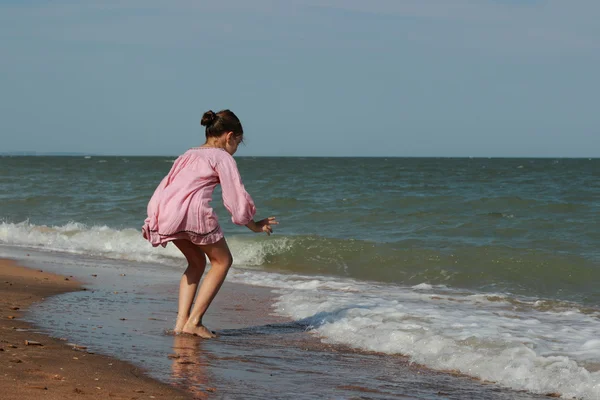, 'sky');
1,0,599,157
